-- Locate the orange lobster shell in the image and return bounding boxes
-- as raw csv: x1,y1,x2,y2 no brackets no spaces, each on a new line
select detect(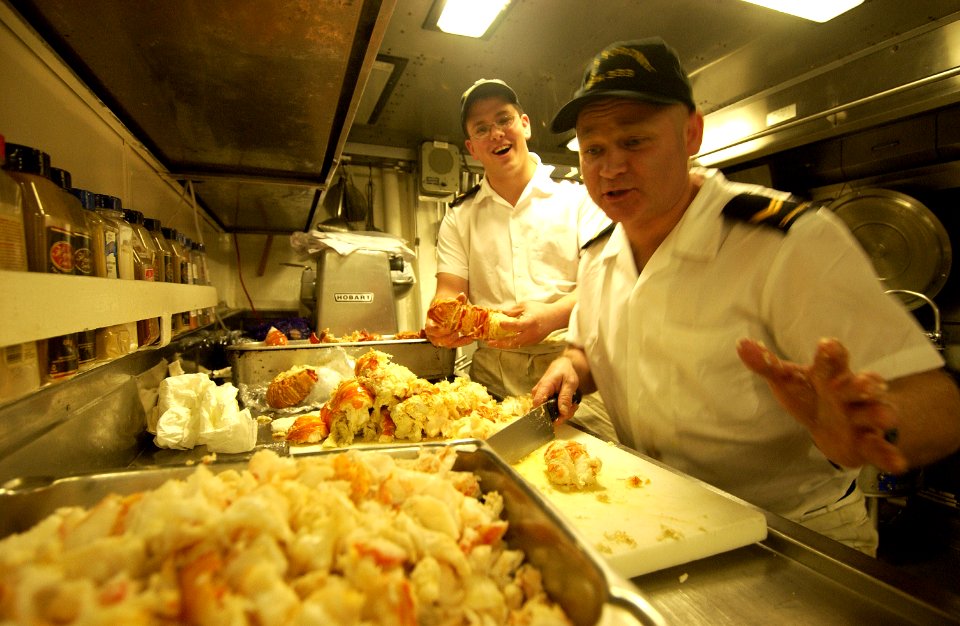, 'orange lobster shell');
426,293,516,341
